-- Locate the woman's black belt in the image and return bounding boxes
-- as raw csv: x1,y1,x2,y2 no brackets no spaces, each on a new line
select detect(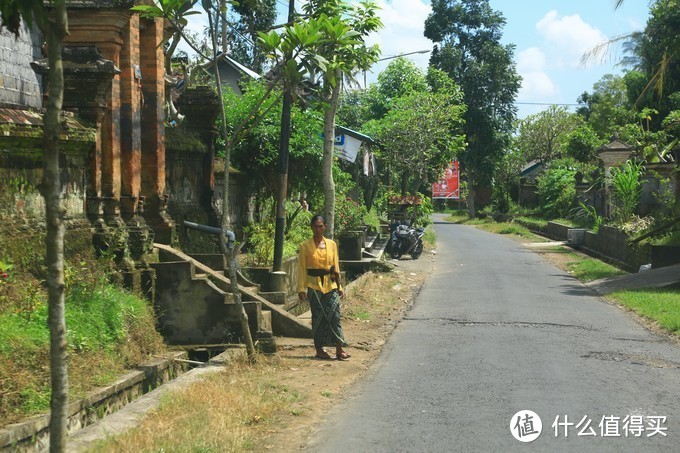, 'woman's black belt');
307,268,331,277
307,266,339,283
